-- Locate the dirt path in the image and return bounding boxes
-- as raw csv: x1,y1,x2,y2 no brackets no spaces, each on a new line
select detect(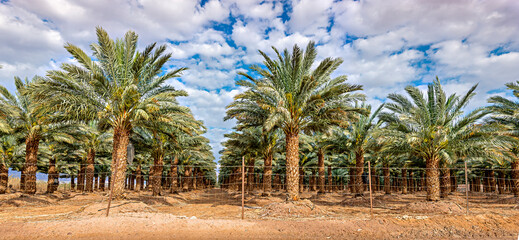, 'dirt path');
1,190,519,239
1,212,519,239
